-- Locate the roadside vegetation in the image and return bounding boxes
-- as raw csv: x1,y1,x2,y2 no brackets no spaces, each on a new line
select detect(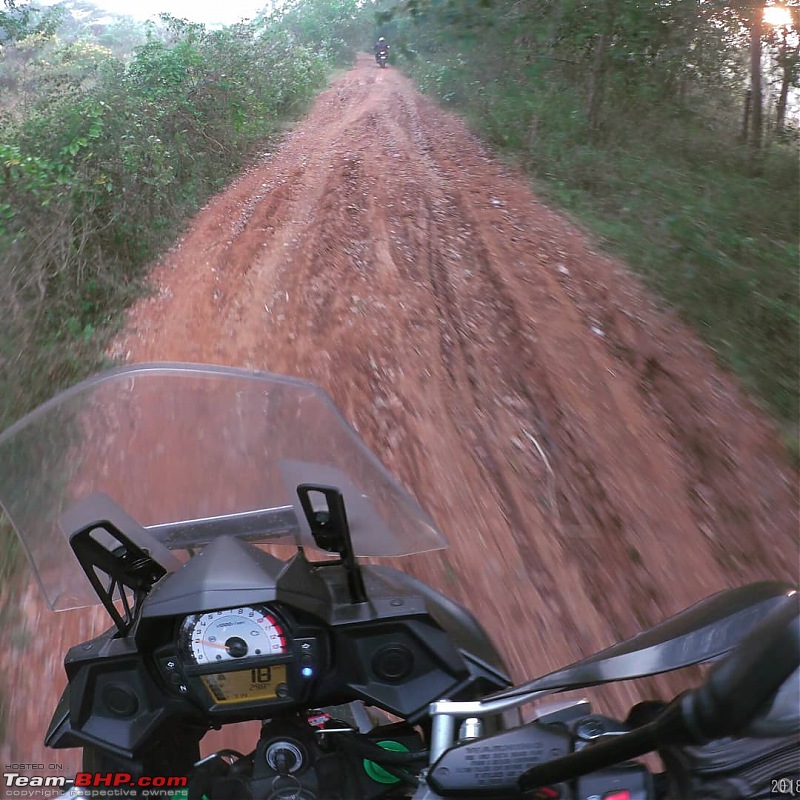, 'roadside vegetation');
0,0,367,428
0,0,370,650
382,0,799,455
